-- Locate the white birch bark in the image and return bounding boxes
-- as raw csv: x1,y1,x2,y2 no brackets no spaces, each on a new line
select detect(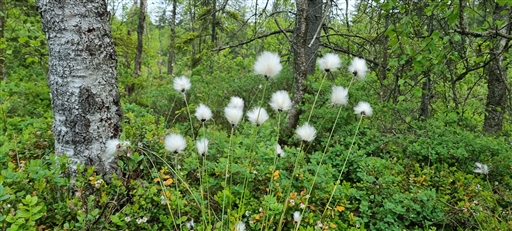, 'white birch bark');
37,0,122,173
